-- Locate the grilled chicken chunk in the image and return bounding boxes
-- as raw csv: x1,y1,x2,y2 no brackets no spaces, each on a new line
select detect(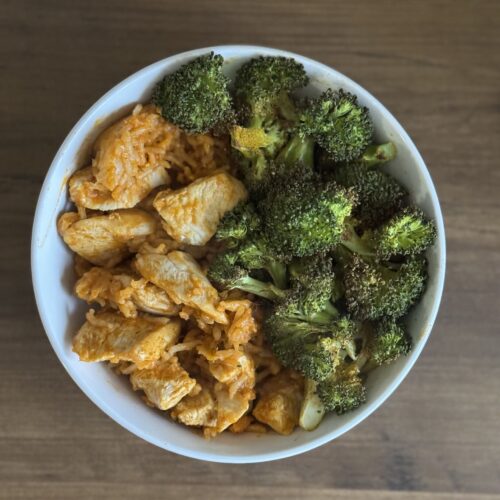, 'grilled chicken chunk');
69,105,174,210
130,356,196,410
135,250,227,324
153,172,247,245
72,310,180,369
253,371,304,435
170,385,217,427
58,209,157,267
